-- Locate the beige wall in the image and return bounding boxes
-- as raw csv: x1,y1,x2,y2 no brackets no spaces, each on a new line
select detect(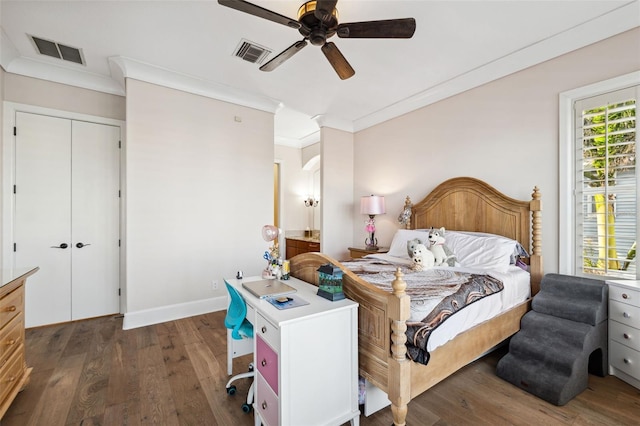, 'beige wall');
354,27,640,275
321,127,354,259
3,73,125,120
125,79,274,314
